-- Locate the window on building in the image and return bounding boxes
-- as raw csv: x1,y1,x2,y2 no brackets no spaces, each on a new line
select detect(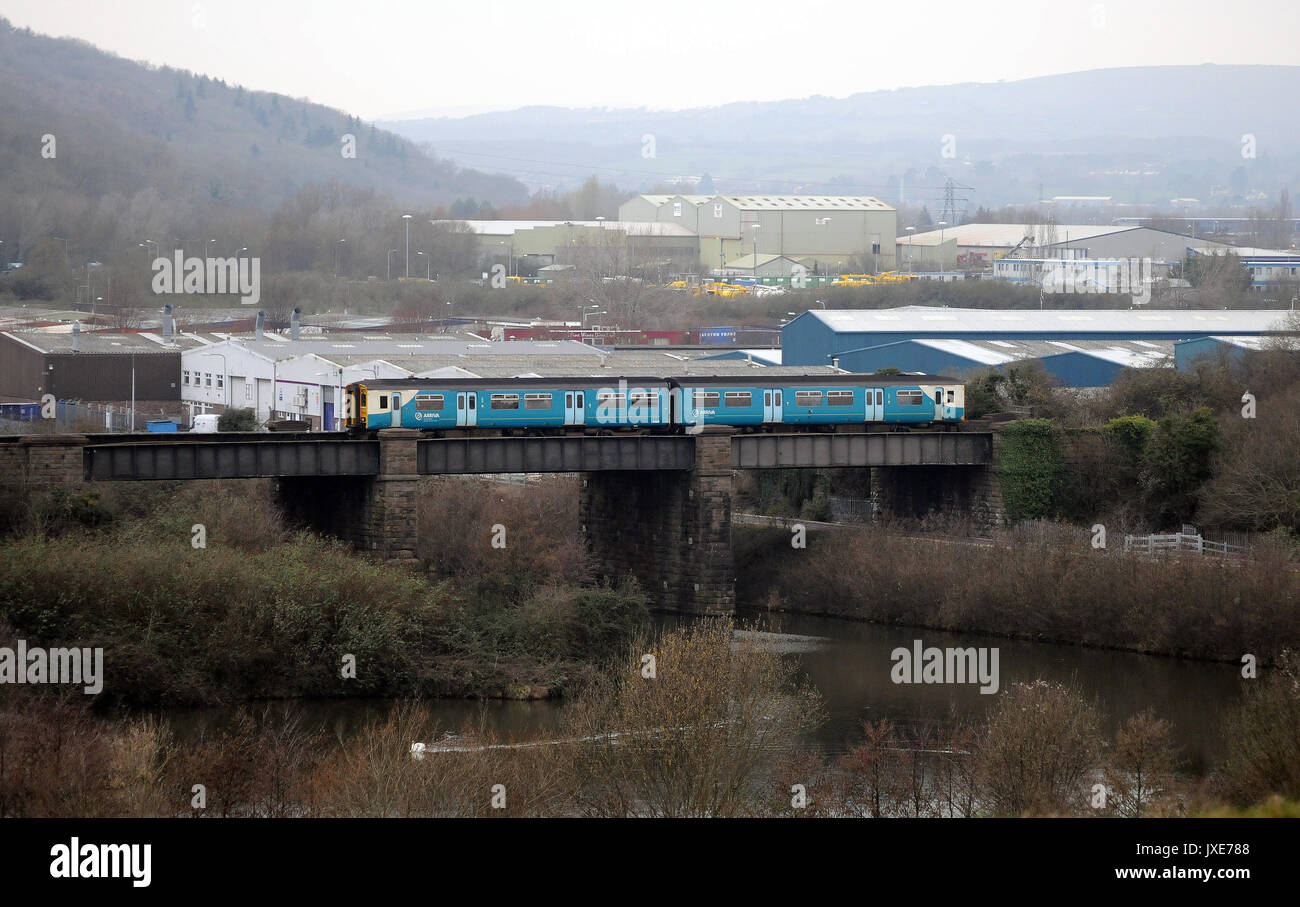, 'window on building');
415,395,444,411
693,391,720,408
723,391,752,407
827,391,854,407
182,370,190,385
490,394,520,410
714,203,723,218
523,393,552,410
216,375,223,388
897,390,924,406
673,202,682,217
205,374,212,387
795,390,823,406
